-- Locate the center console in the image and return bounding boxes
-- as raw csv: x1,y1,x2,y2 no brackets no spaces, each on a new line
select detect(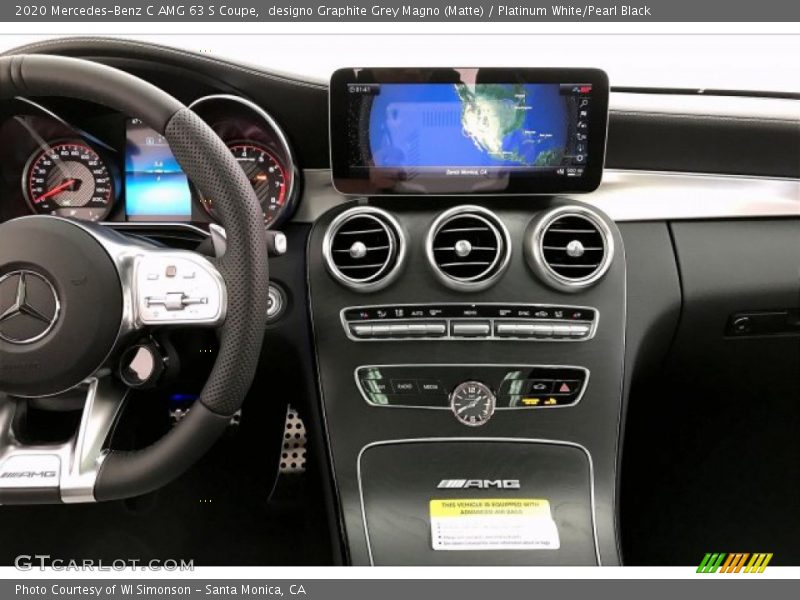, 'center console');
308,67,624,565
